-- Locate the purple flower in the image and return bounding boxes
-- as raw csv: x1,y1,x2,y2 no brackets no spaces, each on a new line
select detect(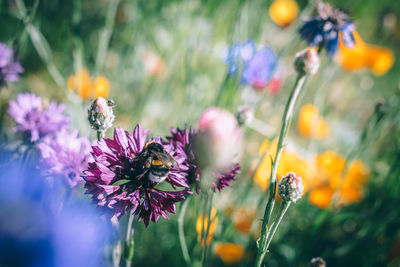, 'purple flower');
214,163,240,192
167,126,240,193
242,47,276,90
8,93,69,142
37,129,92,188
224,41,256,74
299,1,355,56
83,124,191,226
0,43,23,87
